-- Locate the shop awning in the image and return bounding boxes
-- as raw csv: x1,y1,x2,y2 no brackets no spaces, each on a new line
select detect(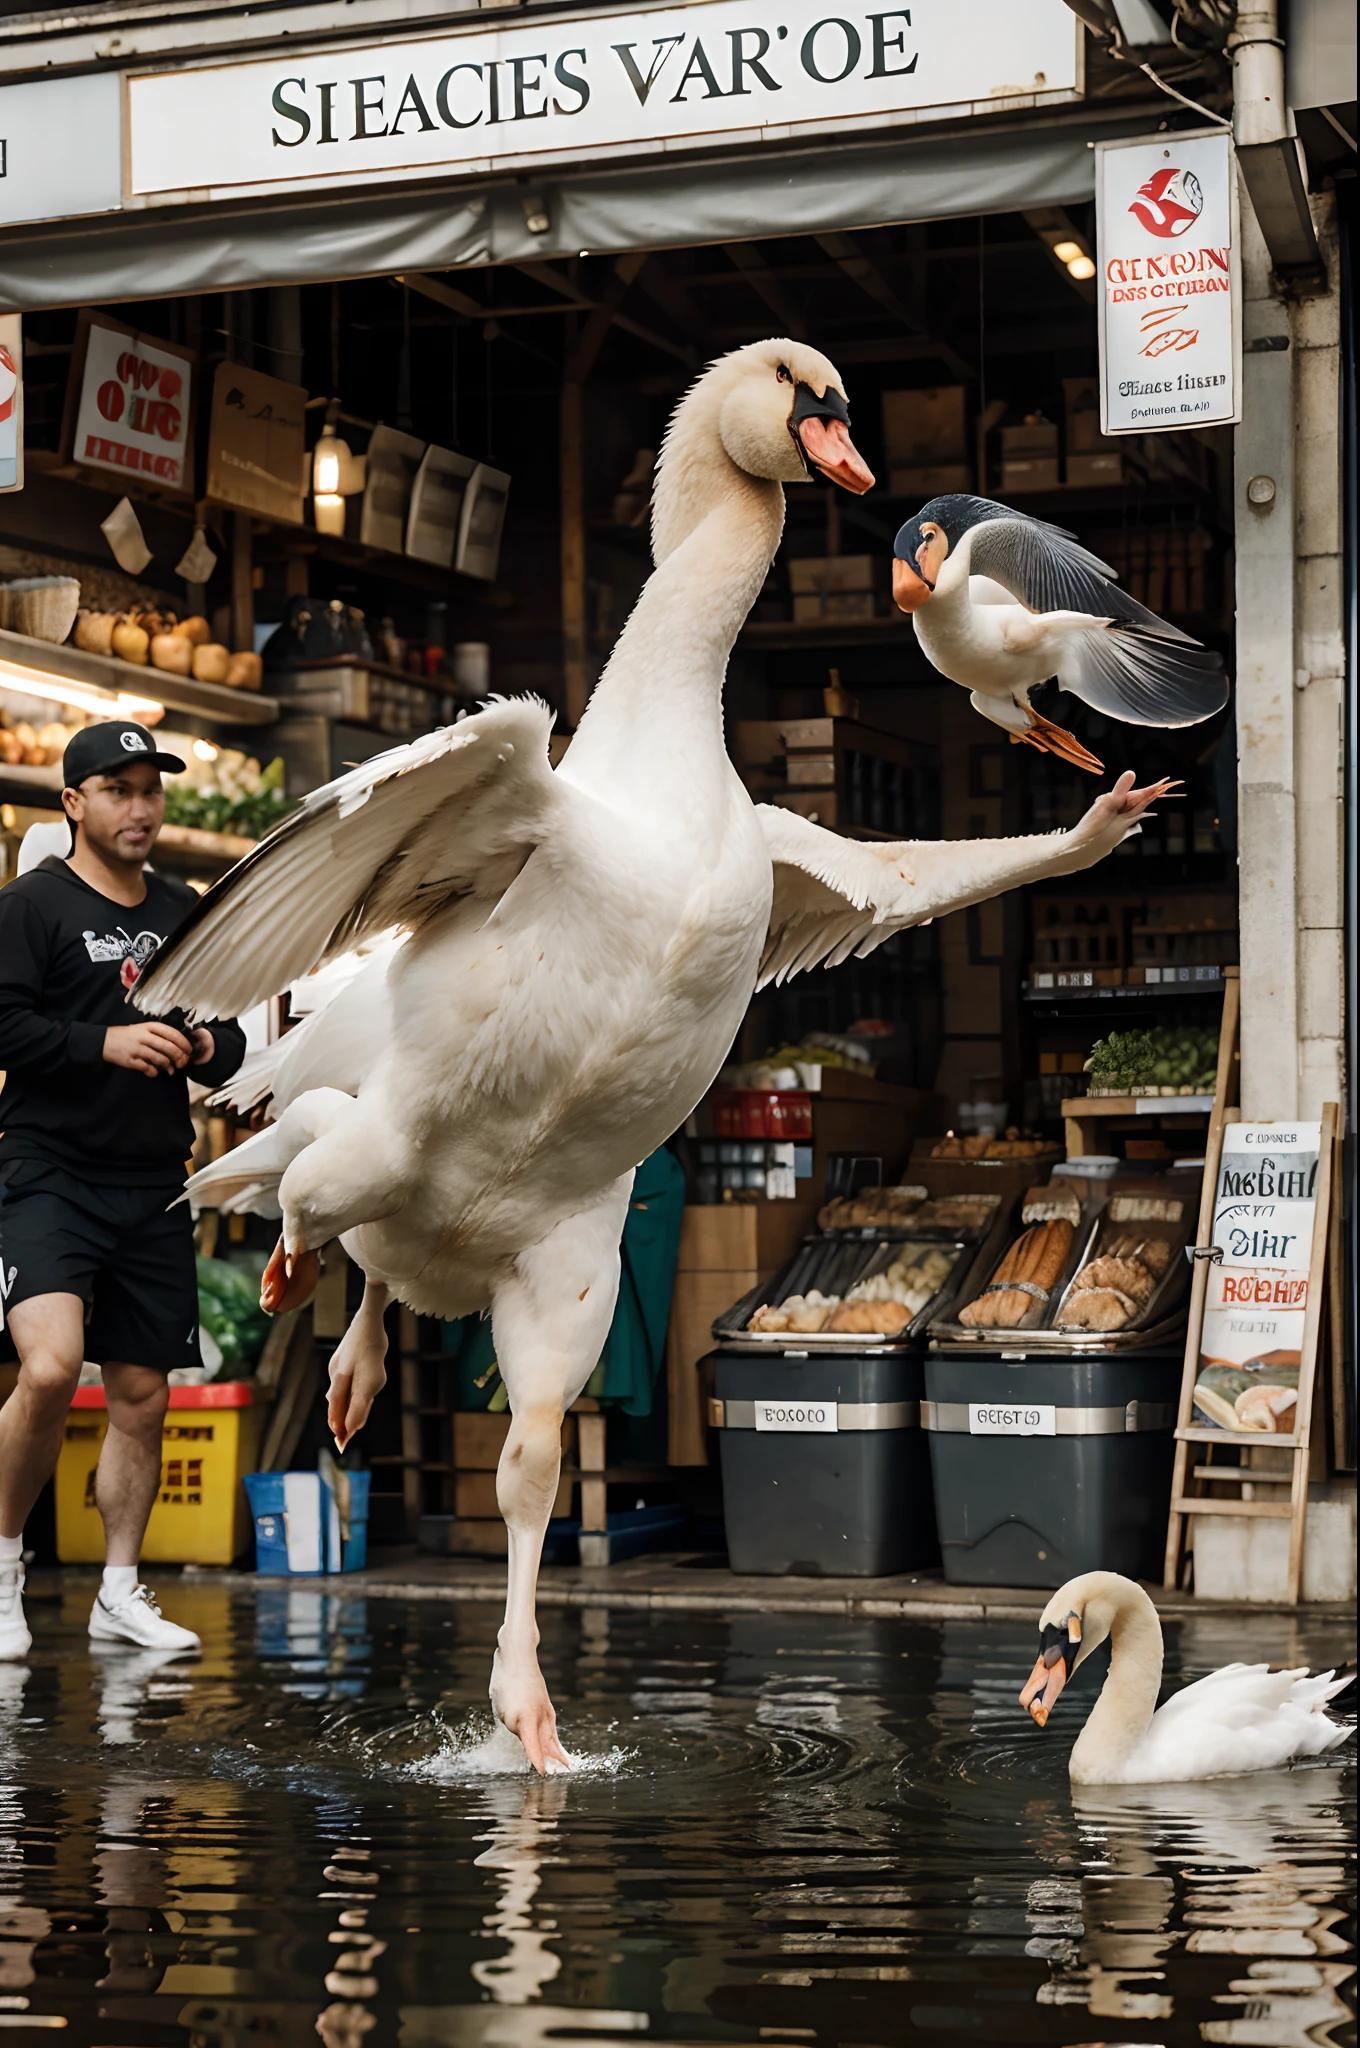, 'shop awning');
0,113,1151,314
